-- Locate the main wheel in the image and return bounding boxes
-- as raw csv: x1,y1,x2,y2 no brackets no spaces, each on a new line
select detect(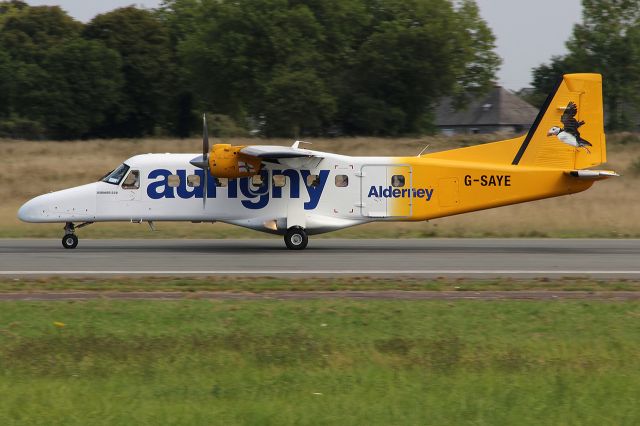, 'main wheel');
62,234,78,249
284,227,308,250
